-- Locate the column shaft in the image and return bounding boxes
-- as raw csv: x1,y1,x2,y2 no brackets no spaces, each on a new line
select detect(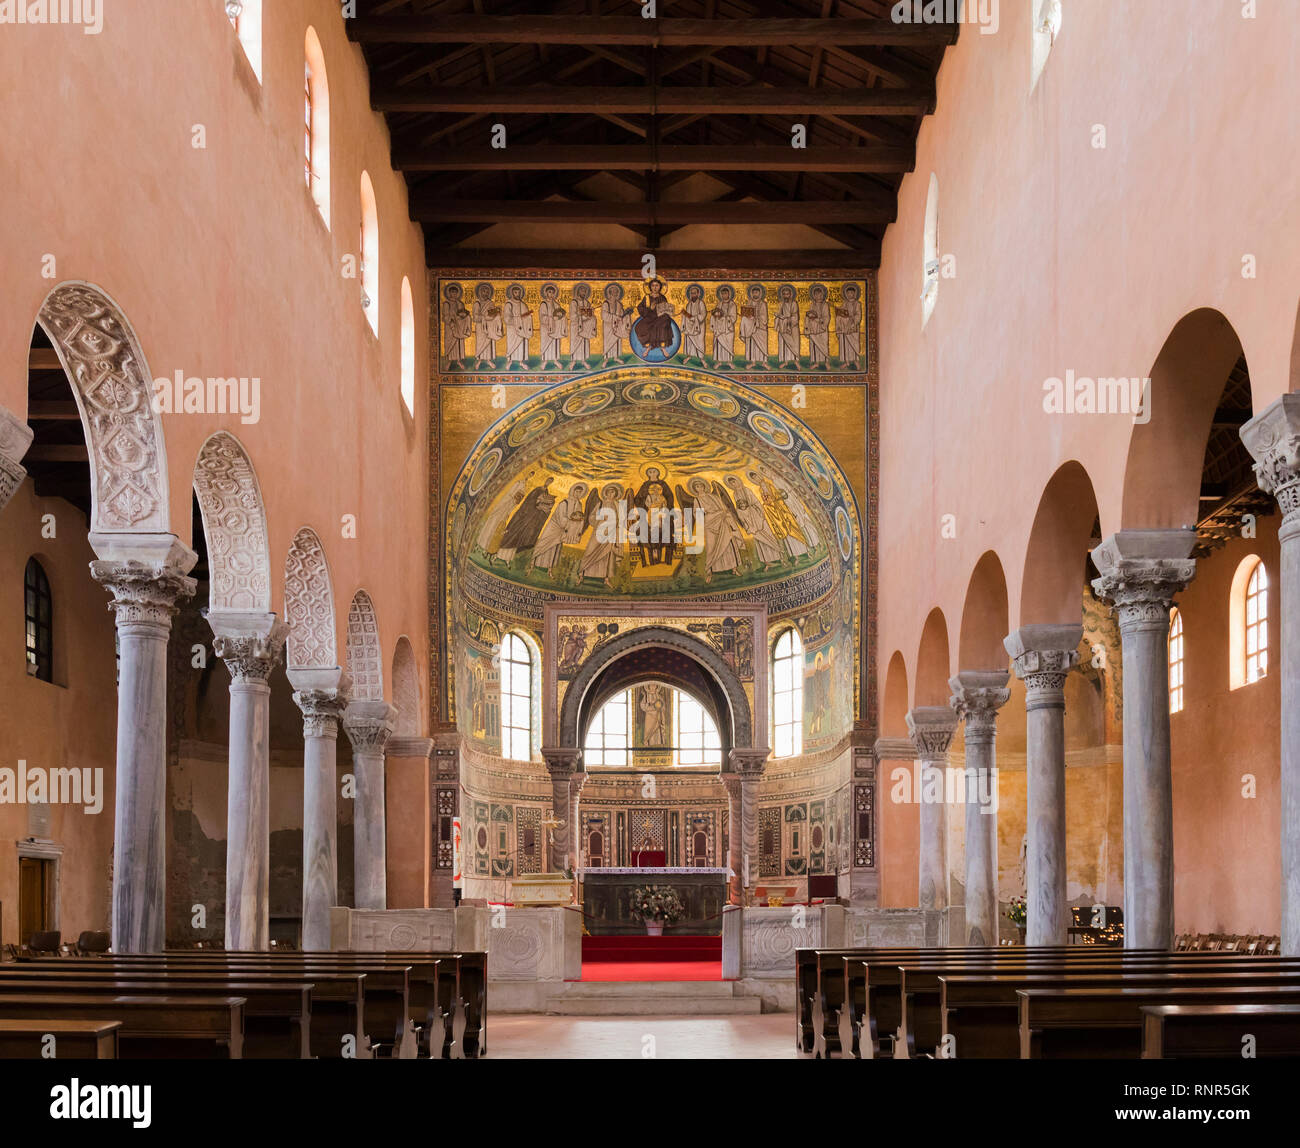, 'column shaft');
226,679,272,948
295,688,347,951
907,707,958,923
344,700,397,911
